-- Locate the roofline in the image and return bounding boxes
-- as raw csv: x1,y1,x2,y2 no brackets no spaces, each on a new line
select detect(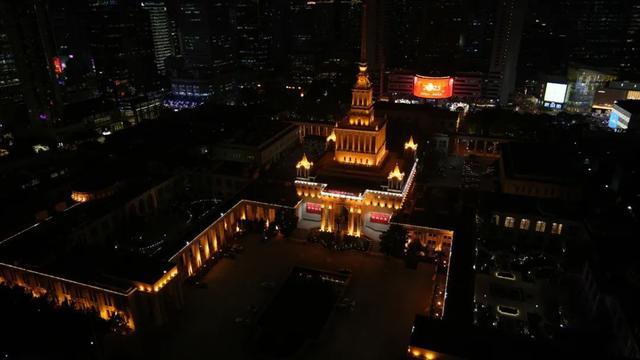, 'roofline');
0,261,135,297
167,199,300,262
